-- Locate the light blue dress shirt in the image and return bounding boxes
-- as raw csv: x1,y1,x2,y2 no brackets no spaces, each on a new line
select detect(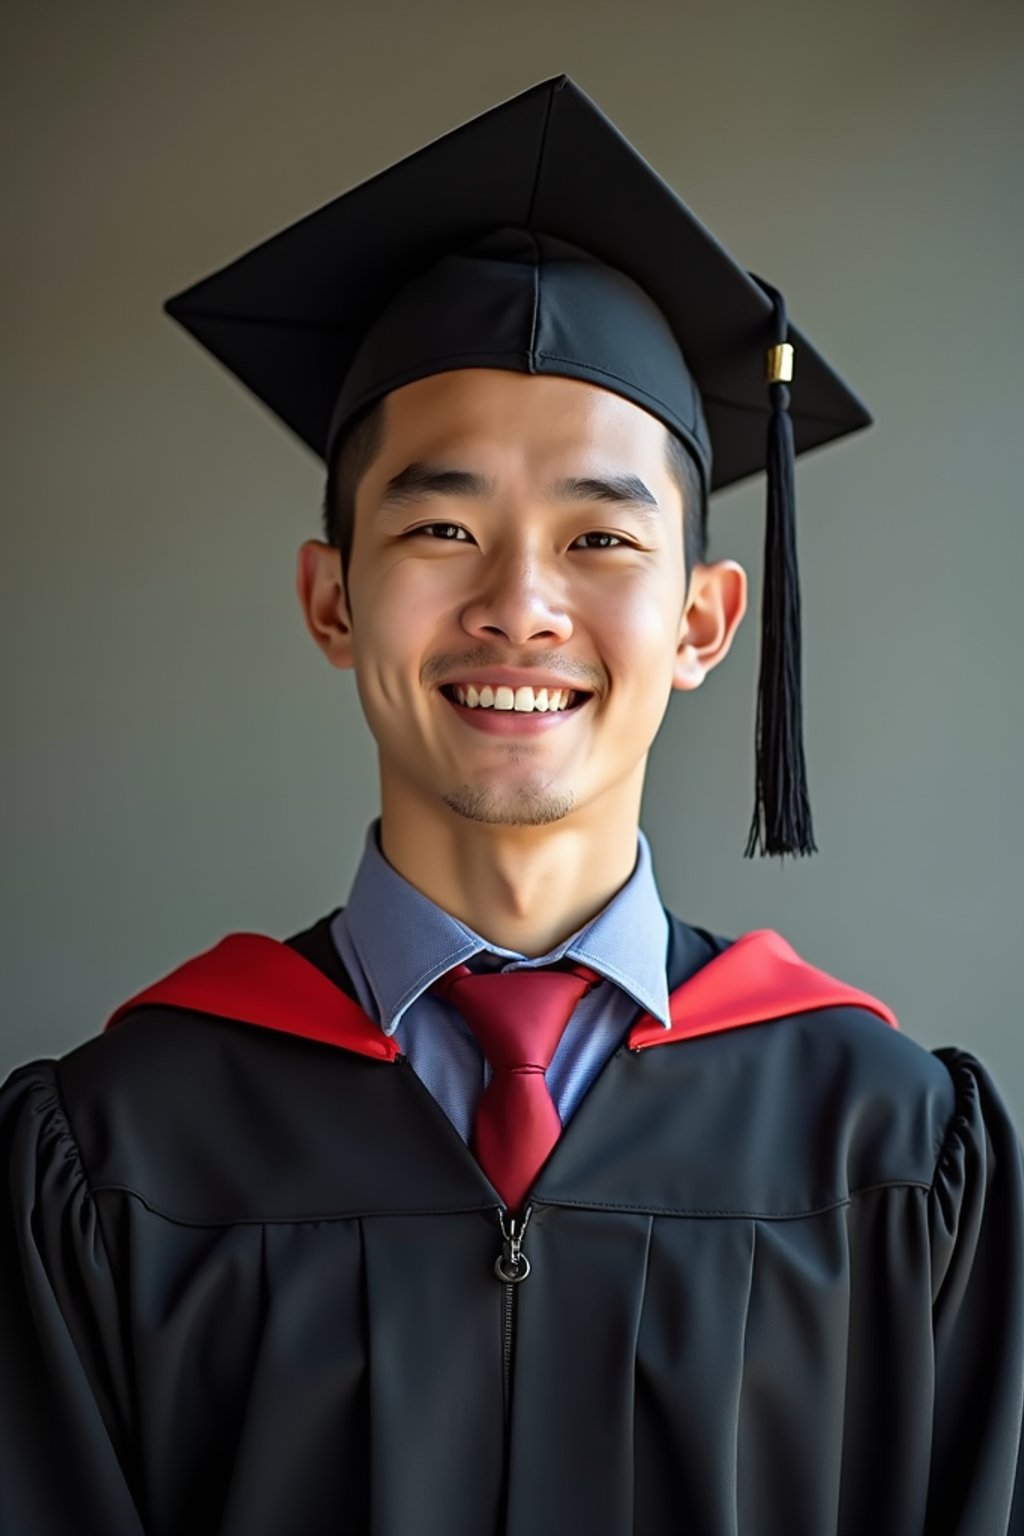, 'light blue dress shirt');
330,818,671,1142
